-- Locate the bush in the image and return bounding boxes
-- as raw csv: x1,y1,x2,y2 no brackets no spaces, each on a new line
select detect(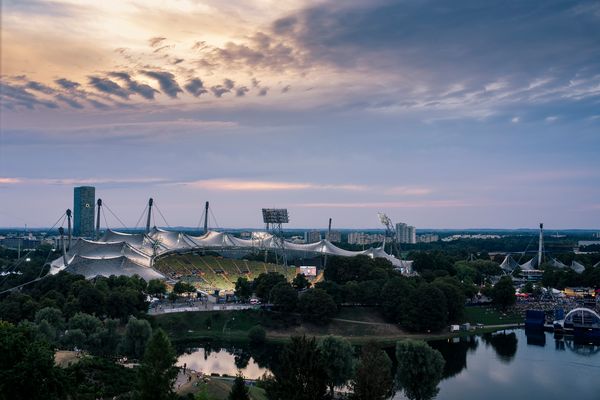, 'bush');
248,325,266,345
298,289,337,325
